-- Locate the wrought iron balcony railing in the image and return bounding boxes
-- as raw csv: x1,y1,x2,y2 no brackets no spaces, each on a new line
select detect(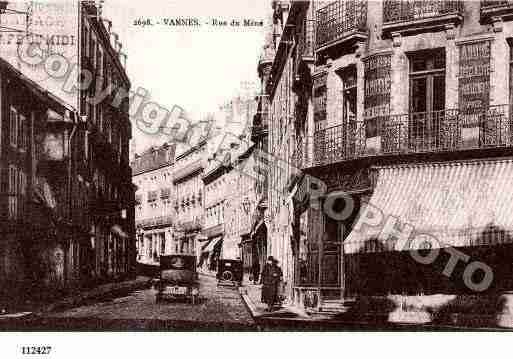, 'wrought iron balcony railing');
312,105,513,167
383,0,463,24
480,0,513,21
292,137,309,169
481,0,513,8
315,0,367,50
313,121,367,166
136,215,174,229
